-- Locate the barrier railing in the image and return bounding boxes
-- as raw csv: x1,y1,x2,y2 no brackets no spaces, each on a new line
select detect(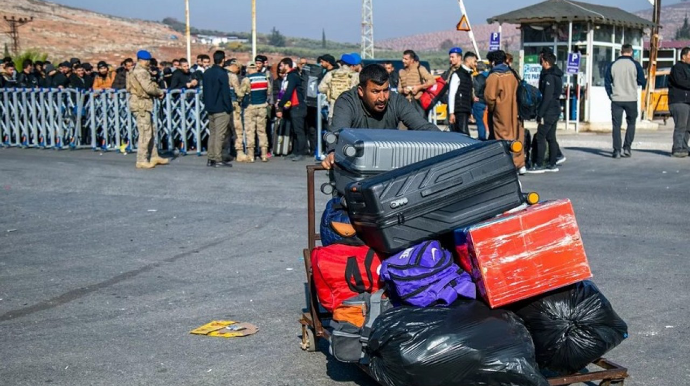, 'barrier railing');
0,88,210,154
